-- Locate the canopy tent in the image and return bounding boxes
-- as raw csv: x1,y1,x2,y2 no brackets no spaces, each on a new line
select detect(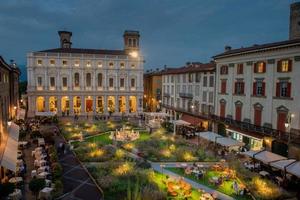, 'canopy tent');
242,150,287,164
181,114,204,126
1,122,20,172
270,159,296,170
35,111,56,117
196,131,221,142
217,137,245,147
196,132,244,148
172,120,191,135
144,112,170,117
286,161,300,178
